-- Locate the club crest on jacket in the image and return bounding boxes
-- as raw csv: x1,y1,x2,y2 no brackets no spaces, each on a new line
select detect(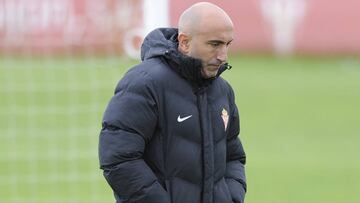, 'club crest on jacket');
221,108,229,130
